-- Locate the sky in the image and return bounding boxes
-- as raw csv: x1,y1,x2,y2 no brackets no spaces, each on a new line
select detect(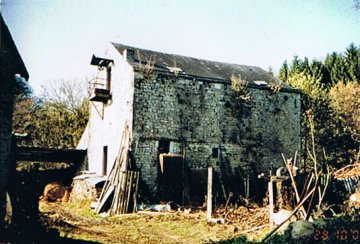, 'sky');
2,0,360,95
